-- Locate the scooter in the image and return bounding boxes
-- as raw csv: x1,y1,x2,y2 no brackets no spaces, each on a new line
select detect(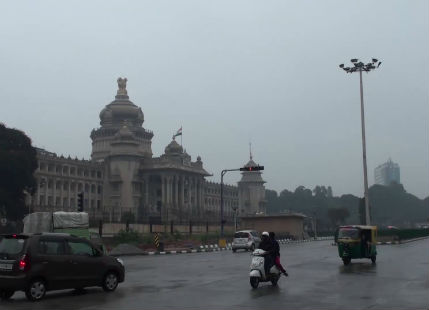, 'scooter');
249,249,281,288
